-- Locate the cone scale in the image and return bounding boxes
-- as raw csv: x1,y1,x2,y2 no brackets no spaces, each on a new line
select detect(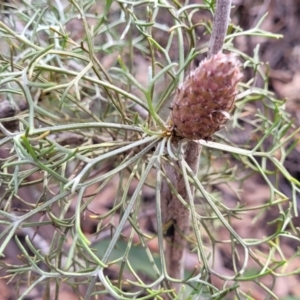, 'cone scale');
170,52,242,140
